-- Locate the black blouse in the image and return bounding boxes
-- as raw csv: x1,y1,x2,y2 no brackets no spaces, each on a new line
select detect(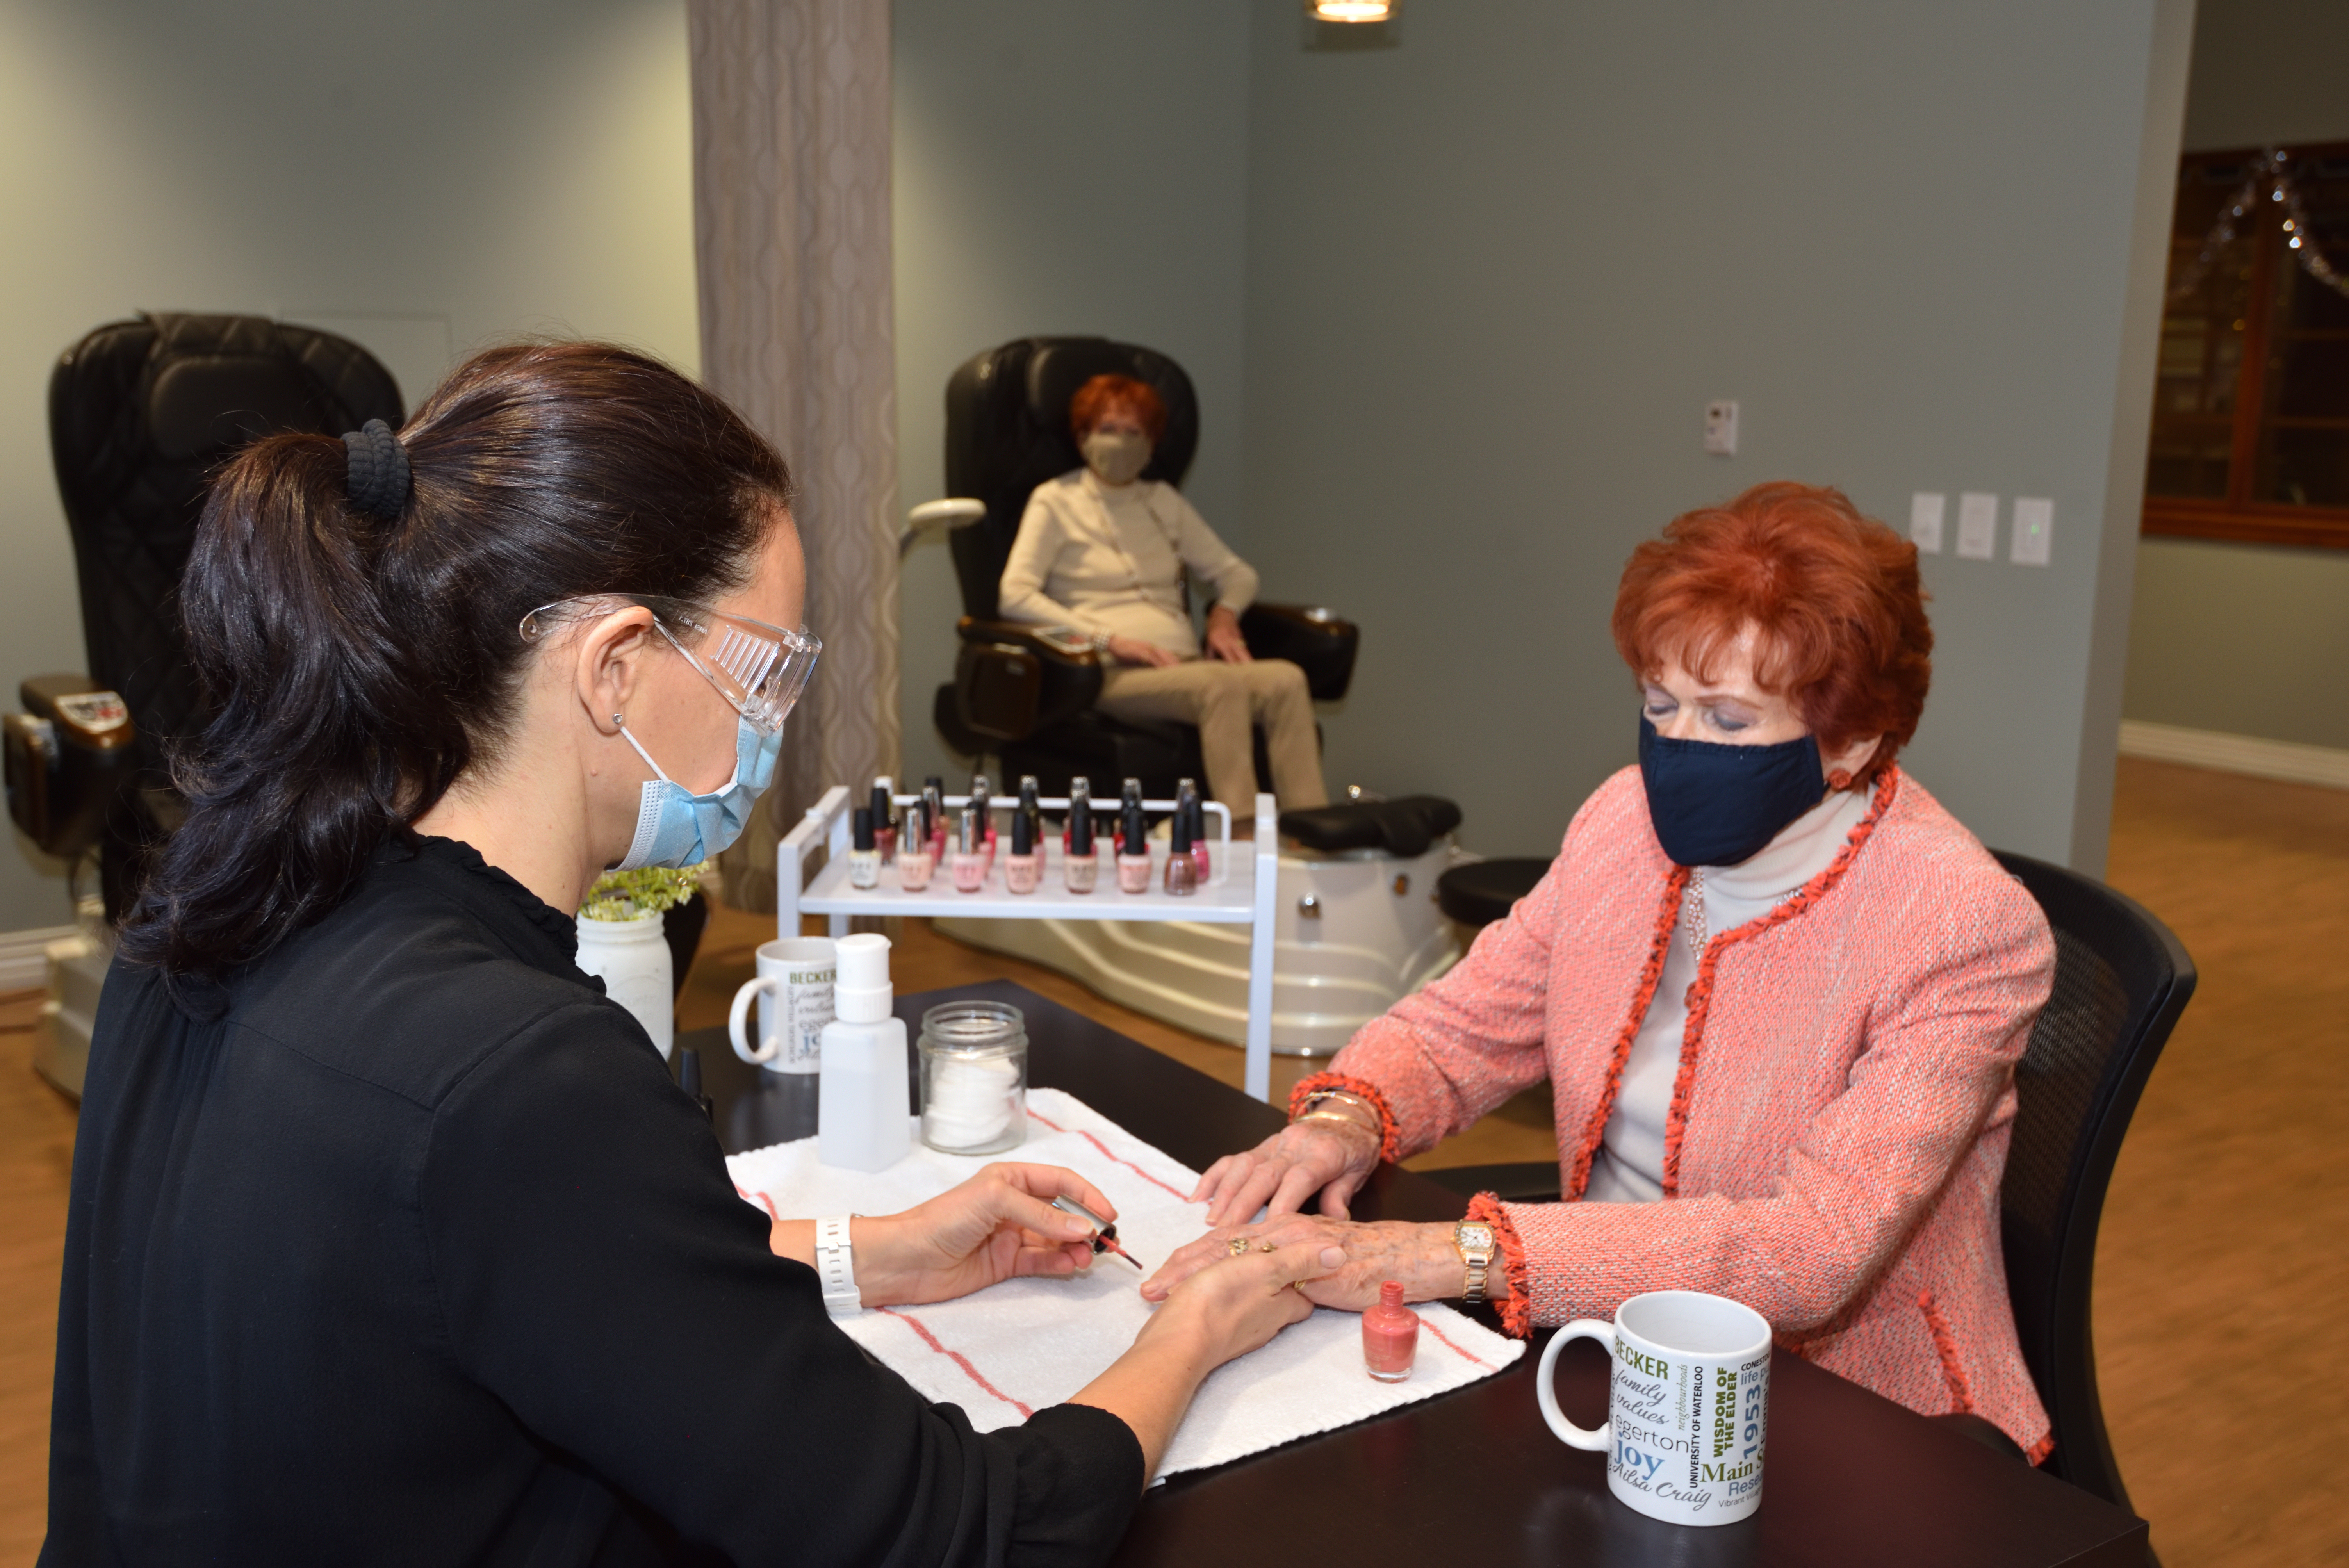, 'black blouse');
42,837,1142,1566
